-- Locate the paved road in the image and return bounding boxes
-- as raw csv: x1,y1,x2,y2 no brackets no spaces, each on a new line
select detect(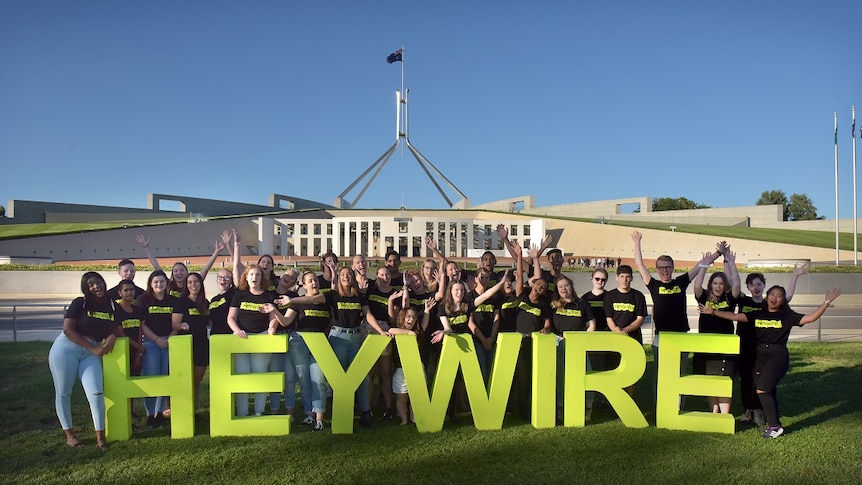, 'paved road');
2,299,859,343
